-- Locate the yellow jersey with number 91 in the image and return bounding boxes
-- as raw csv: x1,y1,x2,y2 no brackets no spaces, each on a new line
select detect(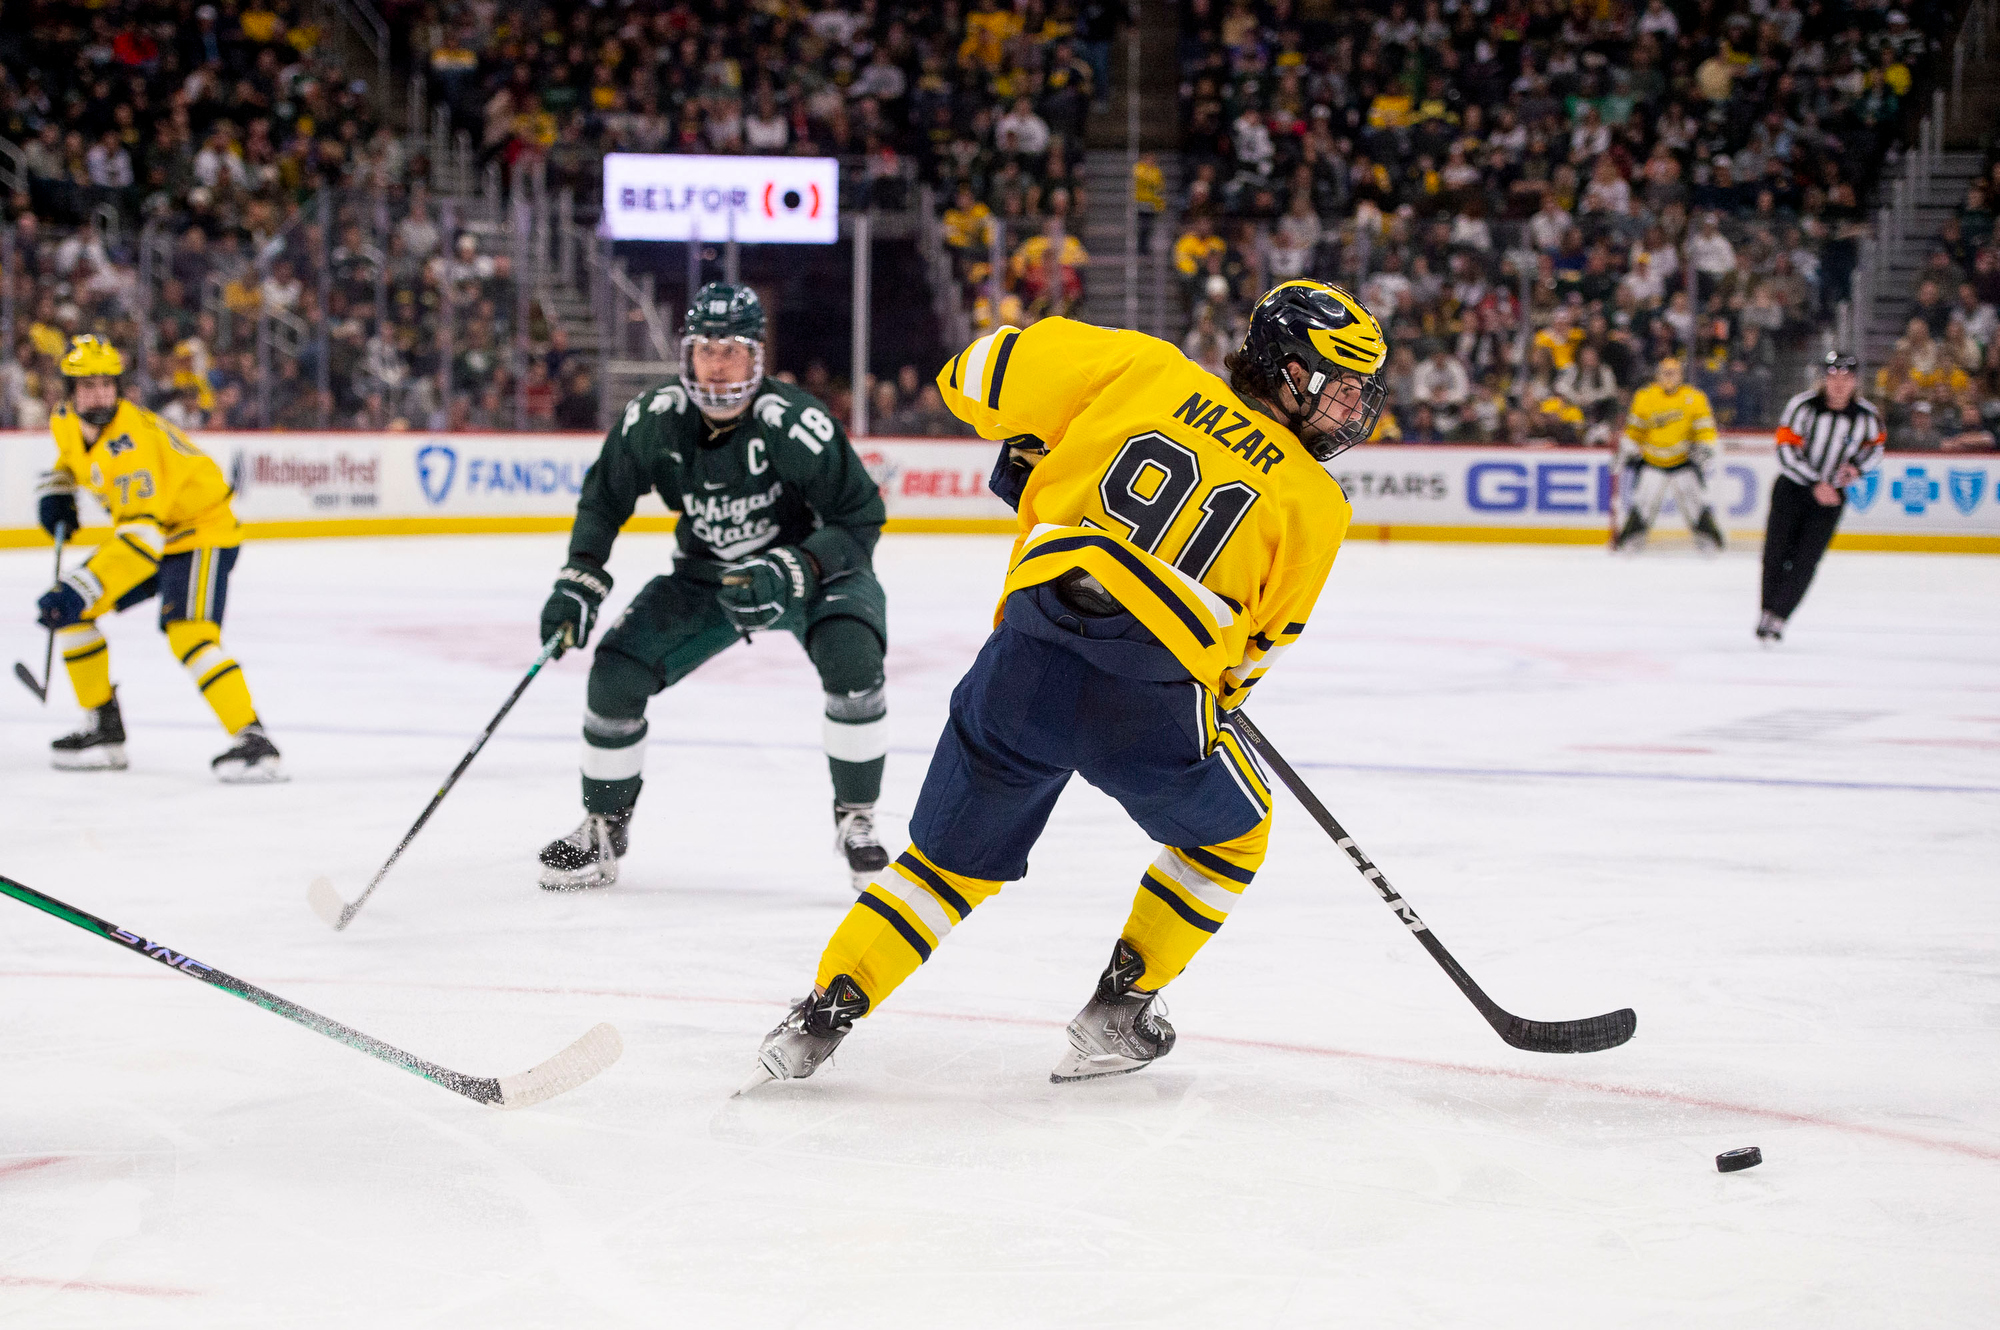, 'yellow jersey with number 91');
939,318,1349,707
